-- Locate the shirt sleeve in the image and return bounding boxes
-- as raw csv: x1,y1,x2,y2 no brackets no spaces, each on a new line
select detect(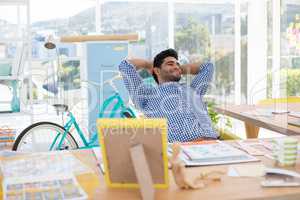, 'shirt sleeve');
190,62,214,96
118,59,152,110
